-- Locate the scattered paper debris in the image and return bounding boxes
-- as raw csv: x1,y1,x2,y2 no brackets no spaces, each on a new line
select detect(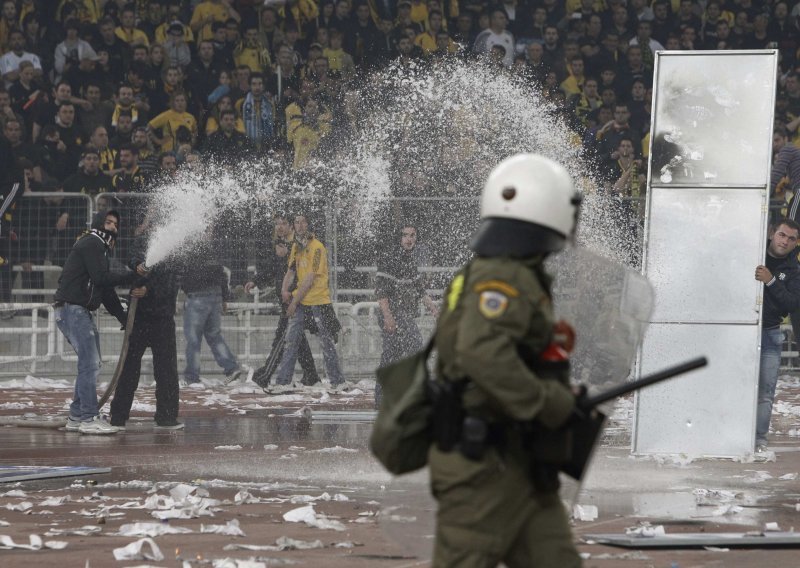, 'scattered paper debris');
263,444,278,451
112,538,164,561
201,519,245,536
704,546,730,552
0,534,67,550
282,505,345,531
572,504,598,522
764,522,781,532
625,523,665,538
309,446,358,453
779,473,798,481
4,501,33,511
45,526,102,537
118,523,193,537
214,445,243,451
